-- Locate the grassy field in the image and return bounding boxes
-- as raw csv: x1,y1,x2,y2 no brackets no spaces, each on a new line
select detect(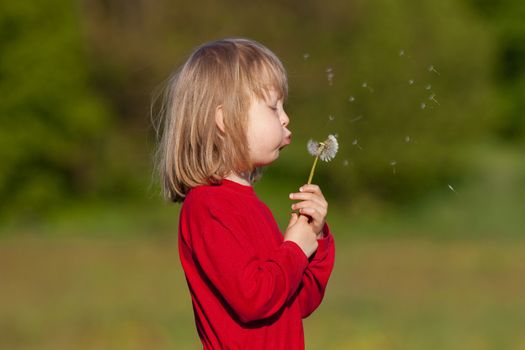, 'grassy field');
1,143,523,349
1,235,525,350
